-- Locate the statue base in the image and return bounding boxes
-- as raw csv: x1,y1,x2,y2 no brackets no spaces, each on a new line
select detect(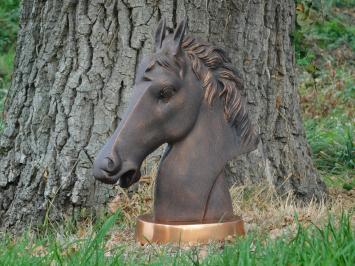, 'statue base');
135,214,245,245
